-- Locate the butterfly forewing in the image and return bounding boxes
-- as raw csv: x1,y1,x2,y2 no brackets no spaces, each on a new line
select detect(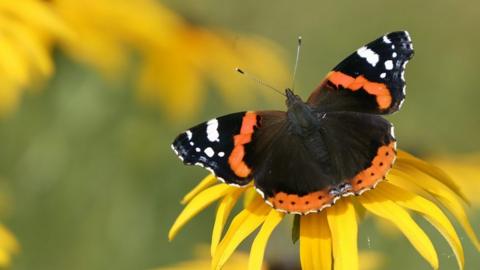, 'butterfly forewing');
172,112,251,186
307,31,414,114
172,111,286,186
